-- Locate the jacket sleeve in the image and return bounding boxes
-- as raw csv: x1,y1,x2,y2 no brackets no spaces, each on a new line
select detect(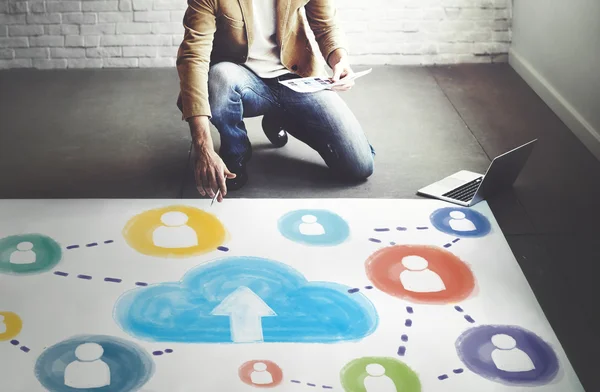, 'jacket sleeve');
304,0,348,67
176,0,217,120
